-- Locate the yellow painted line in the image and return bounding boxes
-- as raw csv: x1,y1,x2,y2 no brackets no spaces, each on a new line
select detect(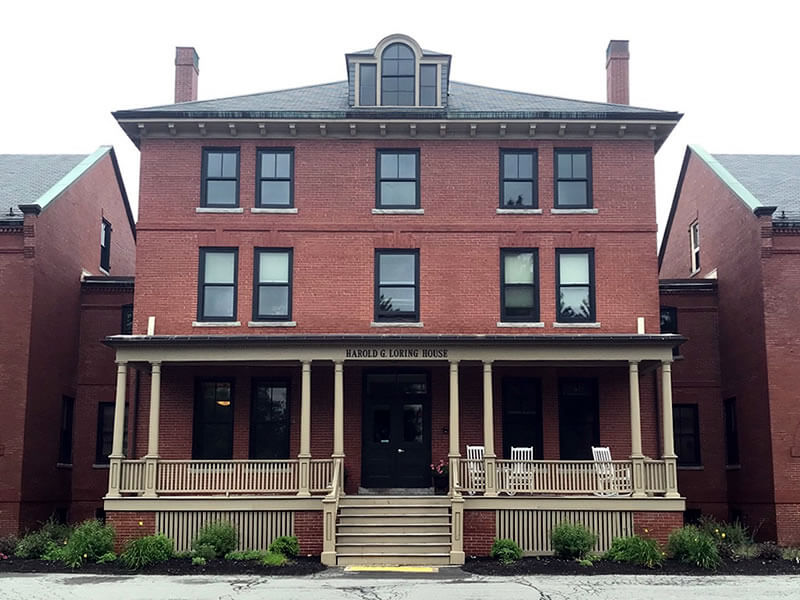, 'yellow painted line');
344,565,438,573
